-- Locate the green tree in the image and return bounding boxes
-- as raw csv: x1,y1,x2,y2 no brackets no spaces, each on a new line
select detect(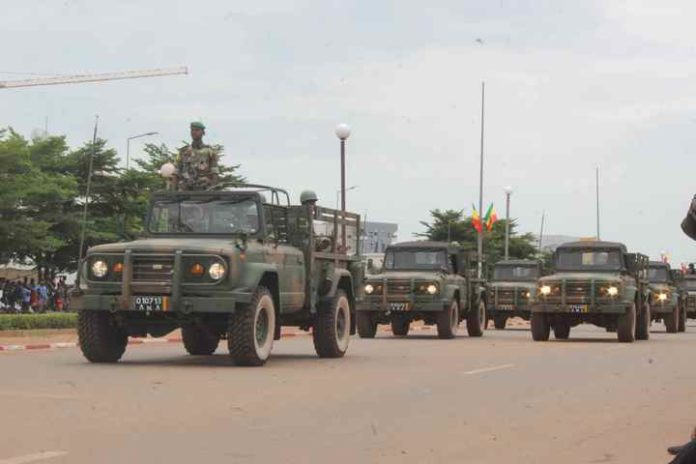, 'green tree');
417,208,538,268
